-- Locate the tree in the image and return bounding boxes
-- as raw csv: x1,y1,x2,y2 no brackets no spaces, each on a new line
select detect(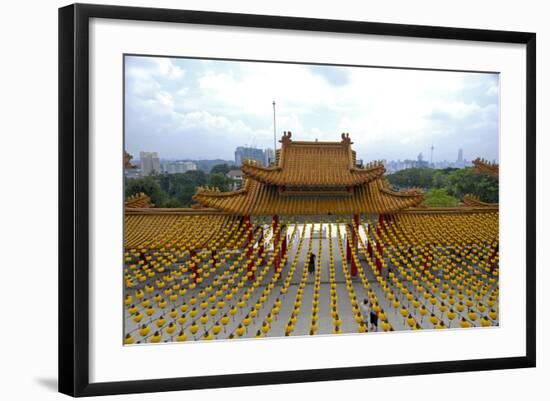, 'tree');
386,166,498,204
432,170,451,189
386,168,435,190
163,197,182,208
206,173,234,192
446,168,499,203
423,188,459,207
210,163,237,175
184,170,207,185
125,176,167,207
